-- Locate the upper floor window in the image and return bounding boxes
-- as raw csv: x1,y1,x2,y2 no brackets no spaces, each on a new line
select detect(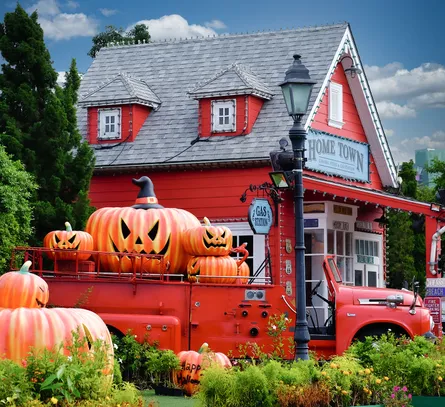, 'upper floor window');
98,108,121,140
328,82,344,129
211,100,236,132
